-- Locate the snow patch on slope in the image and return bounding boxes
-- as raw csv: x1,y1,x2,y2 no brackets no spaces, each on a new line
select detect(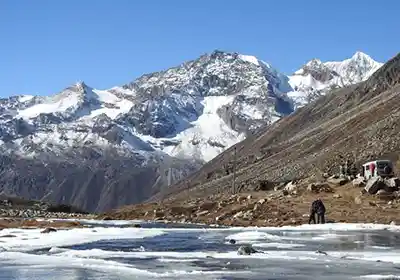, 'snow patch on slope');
239,54,260,66
162,95,245,162
17,94,81,119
